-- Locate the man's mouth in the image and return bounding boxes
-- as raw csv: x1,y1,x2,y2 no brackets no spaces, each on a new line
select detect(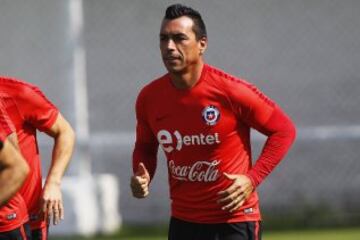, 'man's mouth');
164,55,180,61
